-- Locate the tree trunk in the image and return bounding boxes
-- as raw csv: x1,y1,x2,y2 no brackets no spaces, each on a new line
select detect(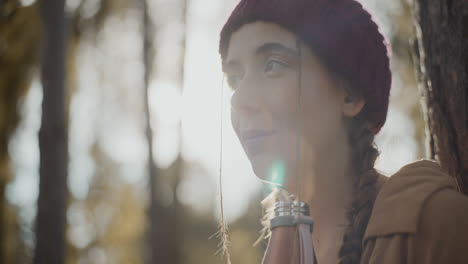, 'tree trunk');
141,1,179,263
142,0,187,262
141,0,162,262
34,0,68,263
413,0,468,194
